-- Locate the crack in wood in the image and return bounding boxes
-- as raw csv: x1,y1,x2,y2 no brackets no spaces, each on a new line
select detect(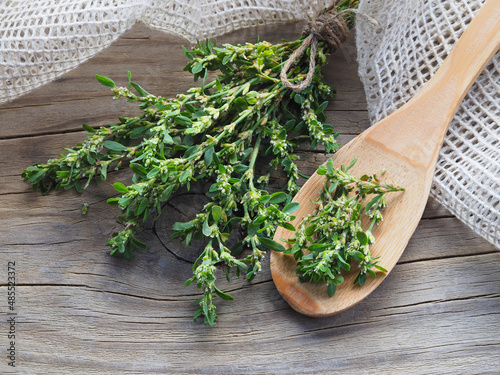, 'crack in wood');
419,214,455,220
373,292,500,314
2,239,86,247
397,251,498,265
0,95,110,114
0,282,204,301
0,128,90,141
